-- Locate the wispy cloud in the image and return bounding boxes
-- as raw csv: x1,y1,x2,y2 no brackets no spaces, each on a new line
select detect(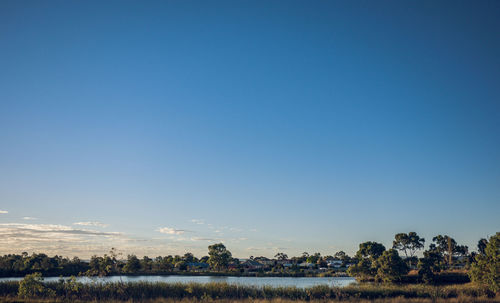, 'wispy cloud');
0,223,124,257
74,221,109,228
157,227,191,235
0,223,120,236
190,219,205,225
0,210,8,214
22,217,37,220
191,237,216,241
